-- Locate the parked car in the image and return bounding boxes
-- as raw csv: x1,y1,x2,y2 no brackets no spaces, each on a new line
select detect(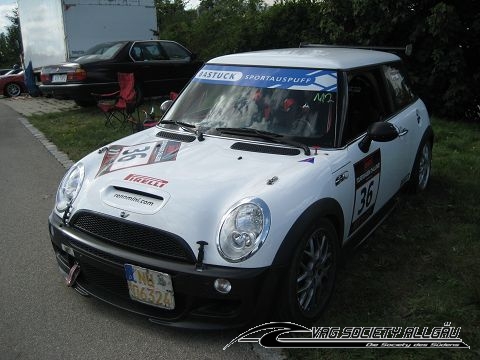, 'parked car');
0,70,26,97
48,46,433,329
39,40,203,106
